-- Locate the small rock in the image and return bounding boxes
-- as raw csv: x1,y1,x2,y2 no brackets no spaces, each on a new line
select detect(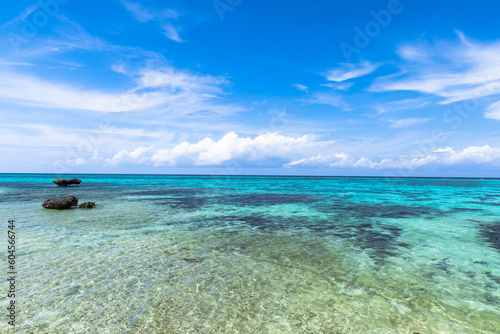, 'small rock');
42,196,78,210
79,202,96,209
53,178,82,187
